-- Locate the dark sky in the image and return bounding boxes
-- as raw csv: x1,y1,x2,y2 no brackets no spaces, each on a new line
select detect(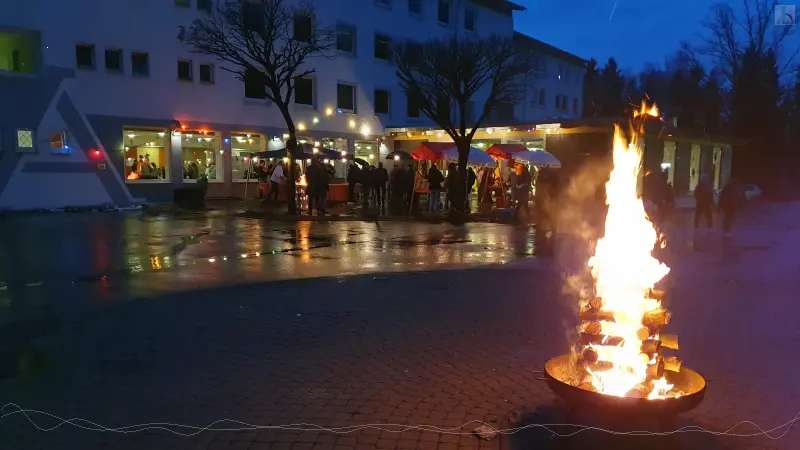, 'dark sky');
512,0,743,73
